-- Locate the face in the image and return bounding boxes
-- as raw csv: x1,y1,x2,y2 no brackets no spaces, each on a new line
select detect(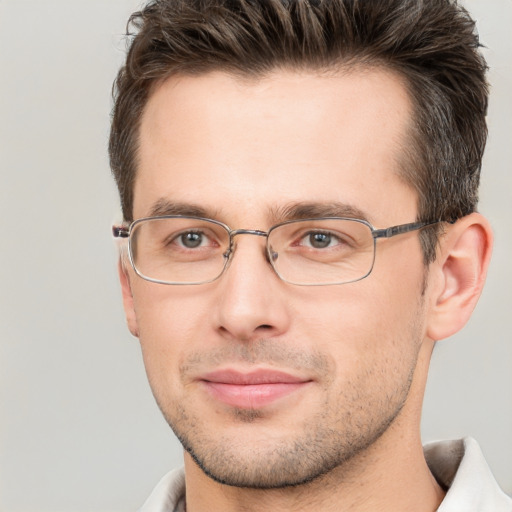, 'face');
123,69,431,487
